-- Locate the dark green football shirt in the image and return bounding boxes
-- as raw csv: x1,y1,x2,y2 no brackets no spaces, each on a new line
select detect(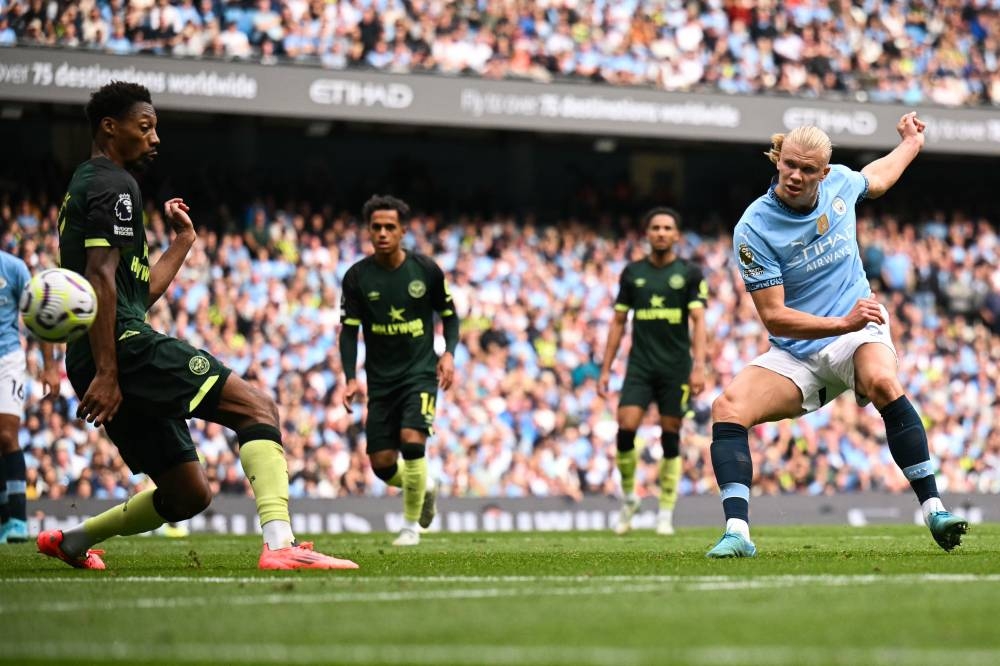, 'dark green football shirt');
57,157,151,363
340,252,455,396
614,257,707,377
